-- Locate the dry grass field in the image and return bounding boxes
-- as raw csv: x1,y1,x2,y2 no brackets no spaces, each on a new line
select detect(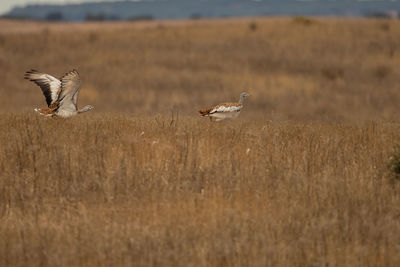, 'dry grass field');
1,17,400,266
